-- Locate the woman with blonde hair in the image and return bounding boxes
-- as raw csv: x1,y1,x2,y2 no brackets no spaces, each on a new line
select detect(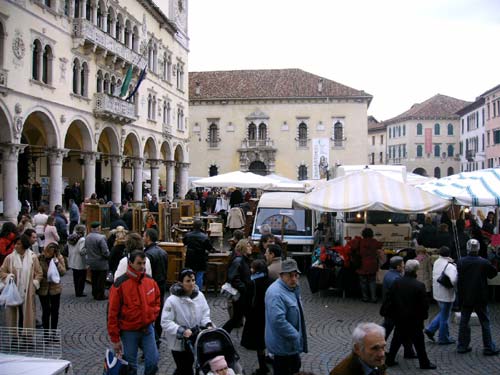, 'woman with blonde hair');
43,216,60,248
108,226,128,275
